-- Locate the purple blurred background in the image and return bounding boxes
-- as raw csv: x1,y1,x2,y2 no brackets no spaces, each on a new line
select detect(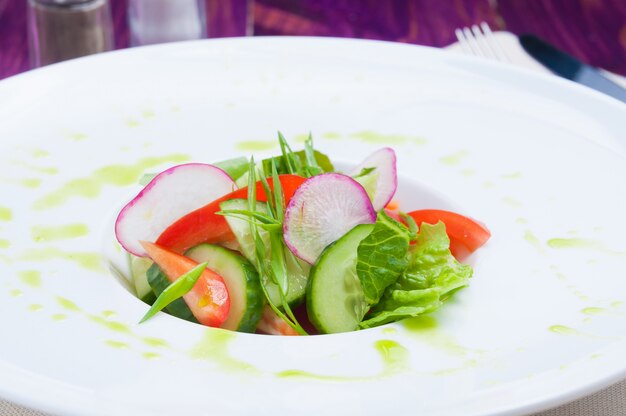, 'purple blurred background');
1,0,625,80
